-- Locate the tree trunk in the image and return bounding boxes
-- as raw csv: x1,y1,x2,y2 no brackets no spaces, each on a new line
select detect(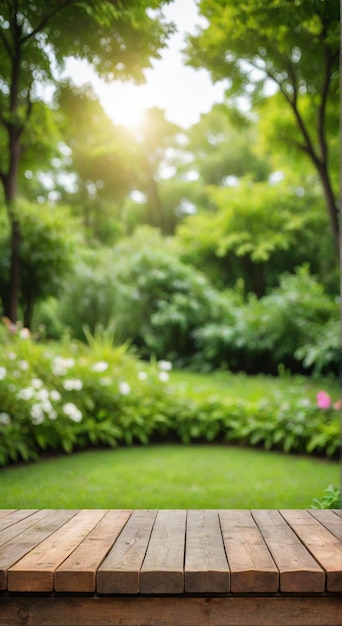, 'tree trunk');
4,127,23,324
316,160,340,255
